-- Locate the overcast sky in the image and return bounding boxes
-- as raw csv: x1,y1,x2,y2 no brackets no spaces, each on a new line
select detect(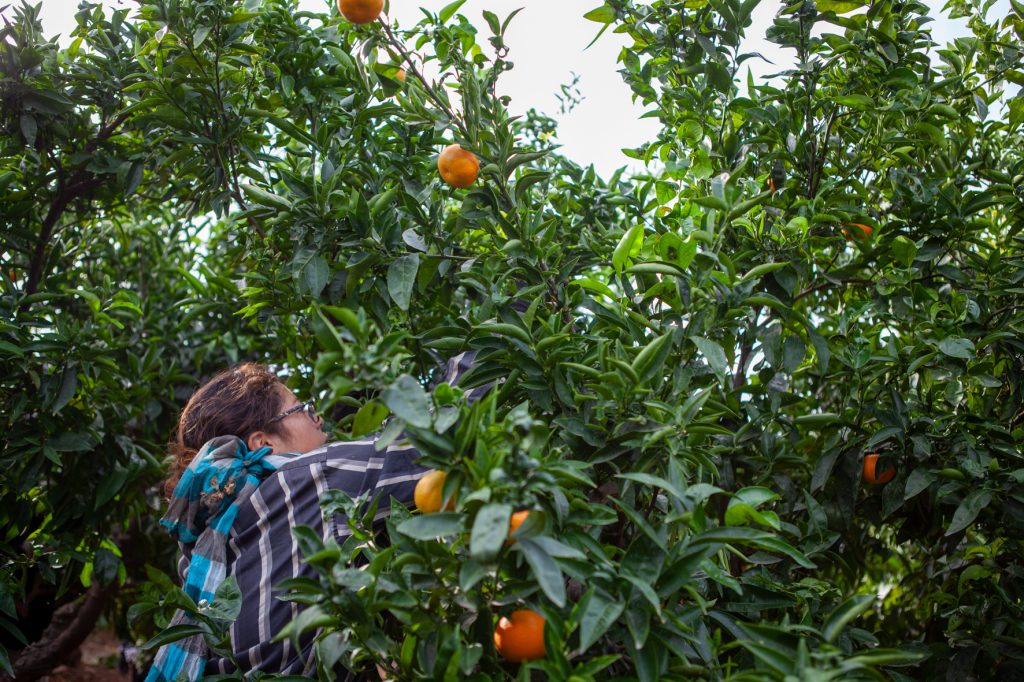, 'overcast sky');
25,0,1011,177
